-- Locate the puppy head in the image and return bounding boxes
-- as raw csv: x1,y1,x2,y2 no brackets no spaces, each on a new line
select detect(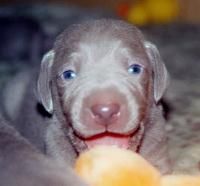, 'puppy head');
37,19,169,151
